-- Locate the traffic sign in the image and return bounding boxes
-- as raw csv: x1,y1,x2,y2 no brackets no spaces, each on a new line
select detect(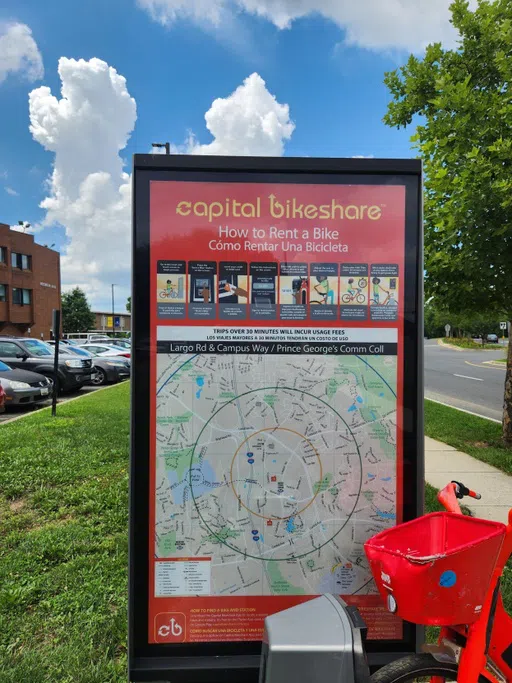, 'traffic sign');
445,324,451,335
500,322,507,330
